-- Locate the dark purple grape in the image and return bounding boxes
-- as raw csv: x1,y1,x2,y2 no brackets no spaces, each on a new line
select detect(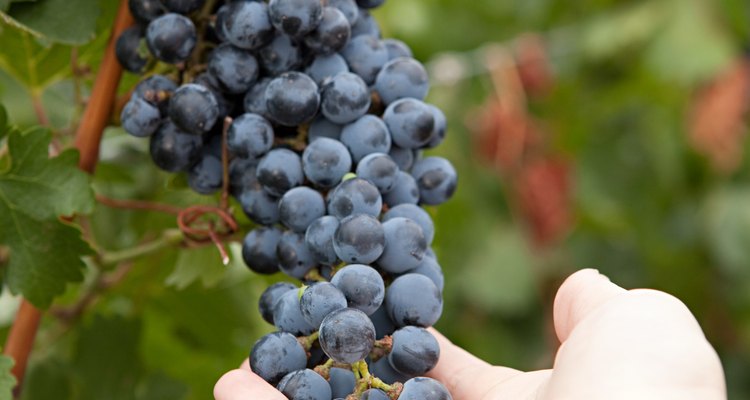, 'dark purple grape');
279,186,326,233
329,367,356,399
327,178,383,219
222,1,274,50
377,217,426,273
187,153,223,194
242,227,283,275
207,44,259,94
277,230,317,279
320,72,371,124
305,53,350,86
424,104,447,148
308,116,343,142
360,389,389,400
382,171,419,206
369,303,395,339
227,113,274,158
383,38,413,60
149,121,203,172
374,57,429,105
340,115,391,163
383,203,434,244
357,0,385,9
229,157,259,196
355,153,399,194
167,83,219,135
302,137,352,188
265,72,320,126
382,98,435,149
121,97,161,138
257,34,304,76
350,9,380,38
333,214,385,264
238,181,280,225
388,145,415,171
388,326,440,375
129,0,165,24
399,377,452,400
304,7,351,55
145,13,196,64
268,0,323,37
116,27,148,73
250,332,307,385
330,264,384,315
411,156,458,206
369,357,410,385
243,77,272,117
340,35,388,84
258,282,296,324
277,369,332,400
256,148,304,197
319,308,376,363
305,215,340,265
328,0,359,25
134,74,177,113
273,288,316,335
300,282,348,327
385,273,443,328
159,0,204,14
